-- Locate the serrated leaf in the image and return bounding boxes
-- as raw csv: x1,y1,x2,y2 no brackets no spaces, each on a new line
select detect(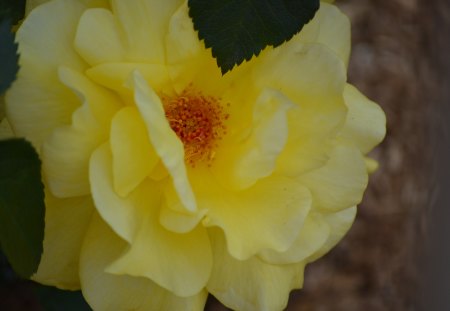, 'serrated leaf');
0,19,19,94
188,0,320,74
0,139,44,278
36,285,92,311
0,0,26,25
